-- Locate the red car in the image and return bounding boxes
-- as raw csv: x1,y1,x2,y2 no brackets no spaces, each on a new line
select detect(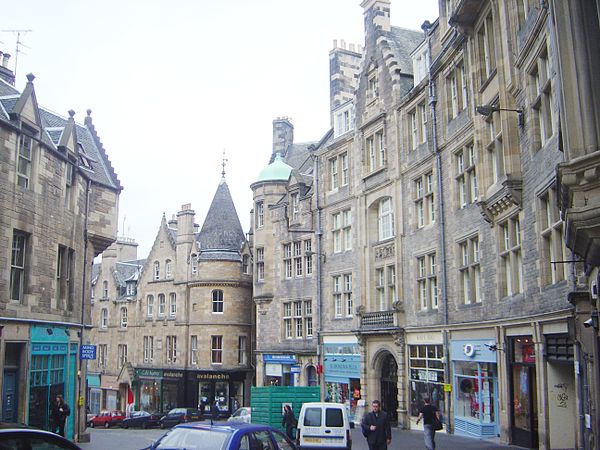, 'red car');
87,410,125,428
